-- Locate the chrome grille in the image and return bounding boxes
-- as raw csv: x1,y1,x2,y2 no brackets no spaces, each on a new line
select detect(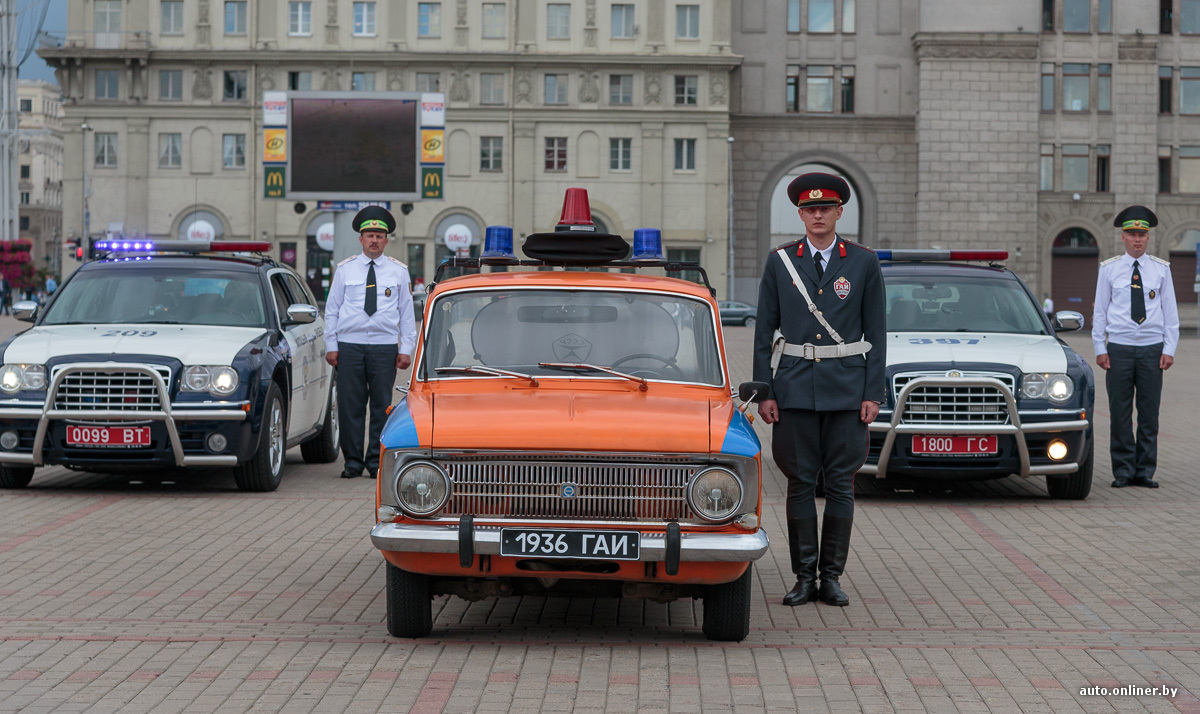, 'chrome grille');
442,458,699,521
893,372,1014,426
52,366,171,411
